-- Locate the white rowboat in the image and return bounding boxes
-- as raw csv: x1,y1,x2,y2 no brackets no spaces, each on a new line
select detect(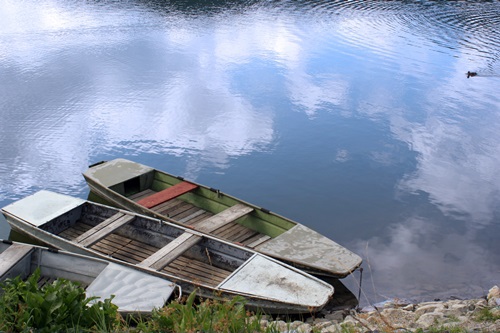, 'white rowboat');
2,190,334,314
0,238,177,315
